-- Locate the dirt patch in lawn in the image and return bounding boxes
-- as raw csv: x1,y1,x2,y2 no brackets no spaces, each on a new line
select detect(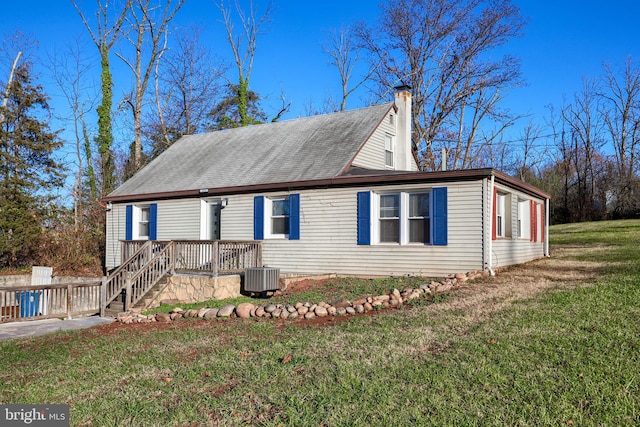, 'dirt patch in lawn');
280,278,331,294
